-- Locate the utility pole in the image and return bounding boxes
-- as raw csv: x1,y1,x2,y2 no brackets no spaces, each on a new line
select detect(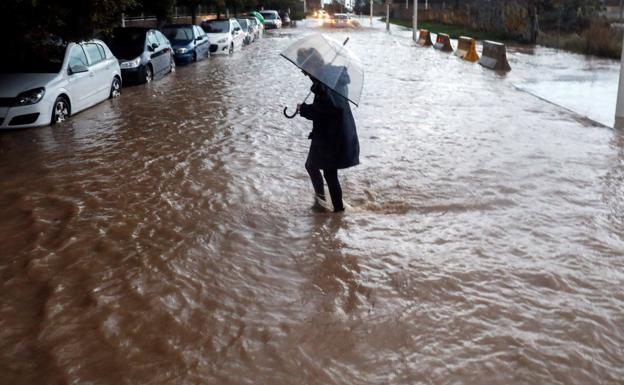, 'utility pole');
369,0,373,26
386,0,390,31
615,32,624,129
425,0,428,9
303,0,307,13
620,0,623,22
412,0,418,40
